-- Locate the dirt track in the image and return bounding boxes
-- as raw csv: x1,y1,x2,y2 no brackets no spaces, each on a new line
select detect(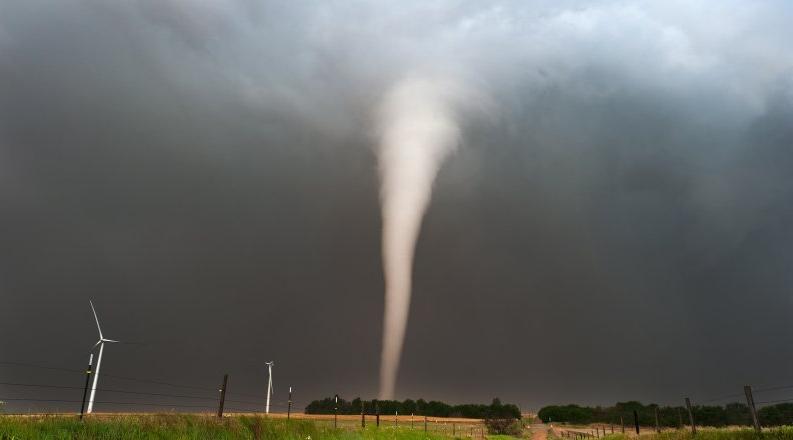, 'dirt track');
531,424,548,440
